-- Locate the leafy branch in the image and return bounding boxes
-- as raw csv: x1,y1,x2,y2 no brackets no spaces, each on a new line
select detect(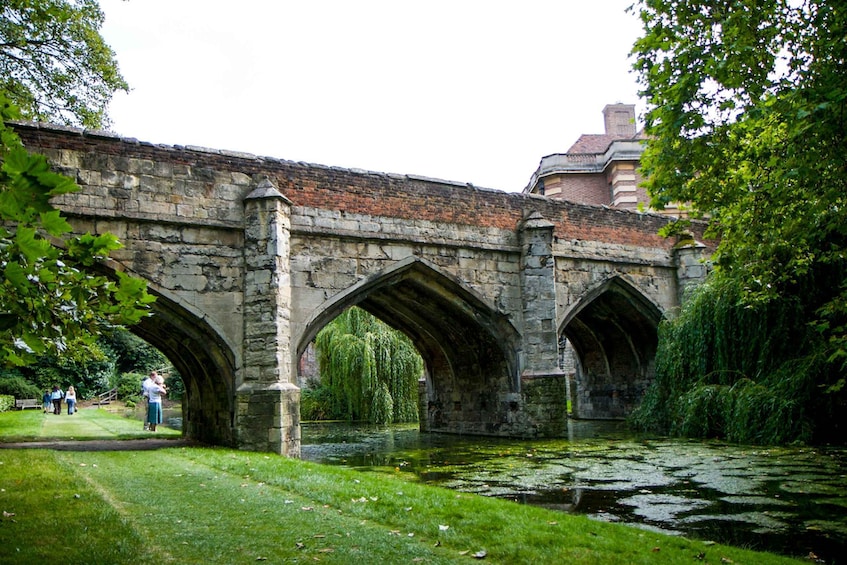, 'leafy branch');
1,94,154,366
